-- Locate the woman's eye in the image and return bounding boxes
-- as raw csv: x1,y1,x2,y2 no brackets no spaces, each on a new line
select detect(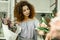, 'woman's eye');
27,8,29,10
